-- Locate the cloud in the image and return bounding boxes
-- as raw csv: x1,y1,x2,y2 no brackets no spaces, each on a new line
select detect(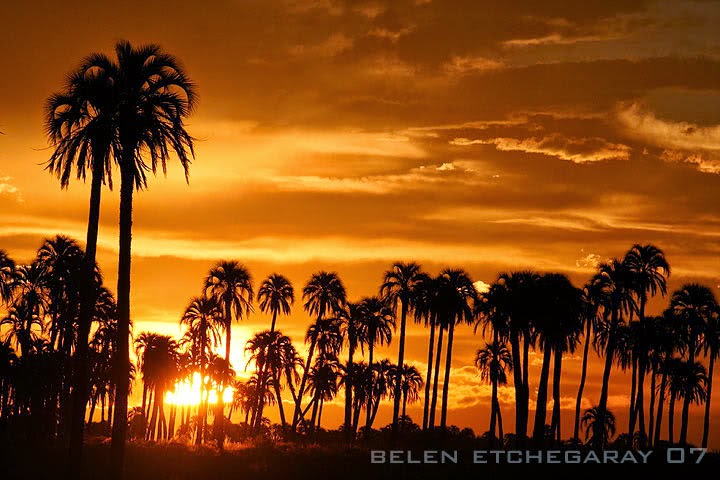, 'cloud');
0,177,22,202
576,251,602,268
443,55,506,75
451,134,631,163
473,280,491,293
